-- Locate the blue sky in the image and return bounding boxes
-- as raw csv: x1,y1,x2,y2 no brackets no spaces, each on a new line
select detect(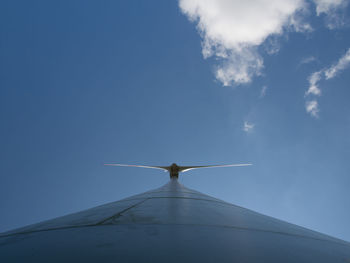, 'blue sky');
1,0,350,241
